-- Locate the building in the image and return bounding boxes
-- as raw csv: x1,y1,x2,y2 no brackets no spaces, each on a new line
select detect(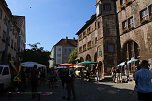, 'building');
116,0,152,68
0,0,26,64
76,0,152,77
49,37,77,68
